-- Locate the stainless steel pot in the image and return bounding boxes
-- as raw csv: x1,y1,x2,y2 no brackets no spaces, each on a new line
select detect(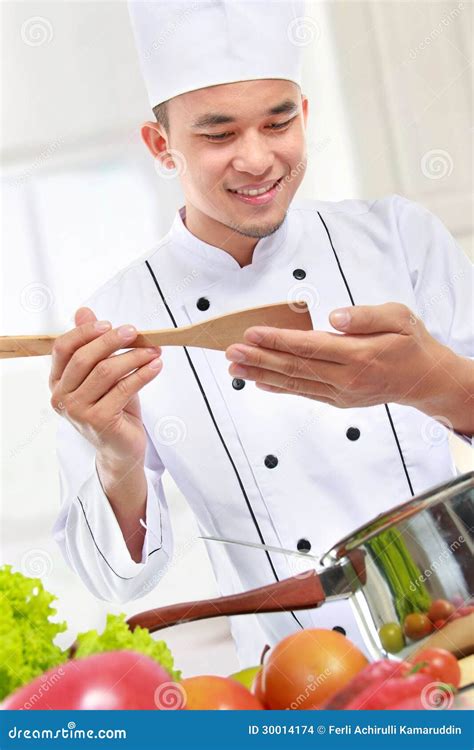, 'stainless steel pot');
319,471,473,659
128,472,473,661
